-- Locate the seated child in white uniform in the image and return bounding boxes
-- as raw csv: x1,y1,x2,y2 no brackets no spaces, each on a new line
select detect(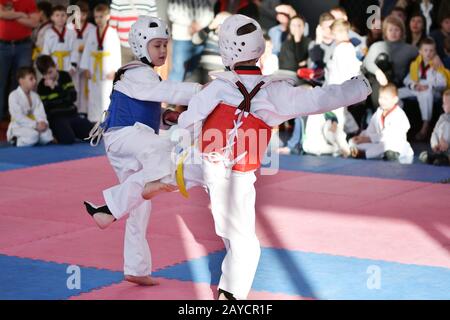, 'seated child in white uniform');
7,67,53,147
350,83,414,164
